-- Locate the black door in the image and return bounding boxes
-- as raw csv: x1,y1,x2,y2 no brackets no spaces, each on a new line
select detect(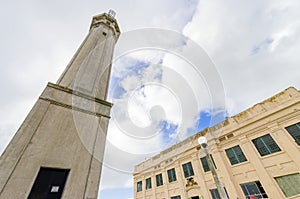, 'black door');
28,167,70,199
